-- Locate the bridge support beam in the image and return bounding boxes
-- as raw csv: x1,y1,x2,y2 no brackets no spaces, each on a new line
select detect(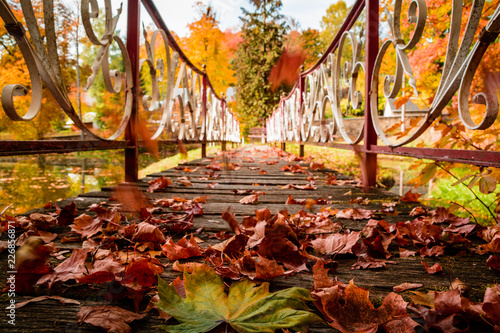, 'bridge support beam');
299,144,304,158
281,142,286,152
